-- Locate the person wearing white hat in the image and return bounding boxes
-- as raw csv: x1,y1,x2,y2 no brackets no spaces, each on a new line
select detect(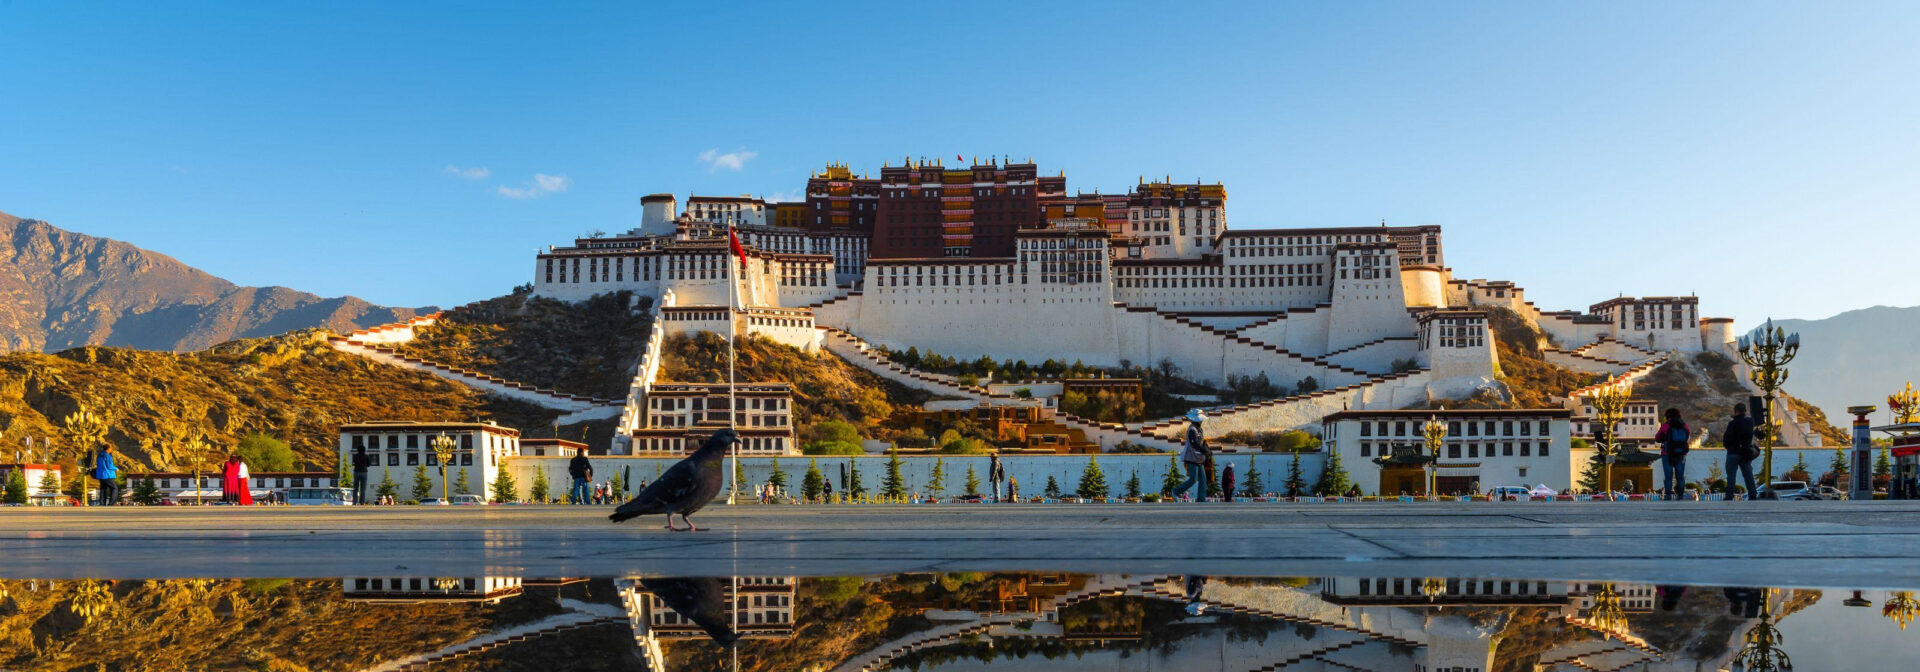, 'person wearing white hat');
1171,409,1212,502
